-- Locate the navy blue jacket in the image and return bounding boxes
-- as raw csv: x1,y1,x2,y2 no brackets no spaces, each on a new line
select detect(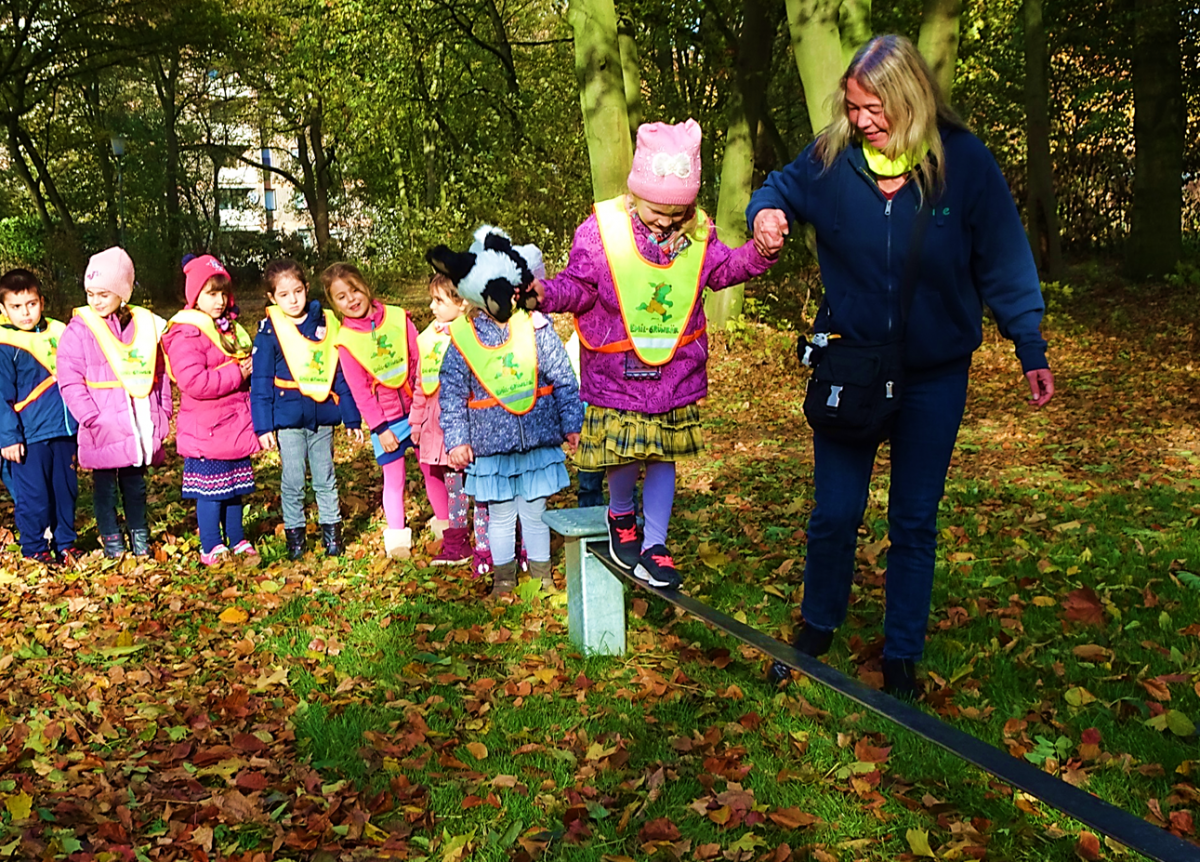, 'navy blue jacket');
747,127,1048,378
251,301,361,434
439,313,584,458
0,321,78,446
